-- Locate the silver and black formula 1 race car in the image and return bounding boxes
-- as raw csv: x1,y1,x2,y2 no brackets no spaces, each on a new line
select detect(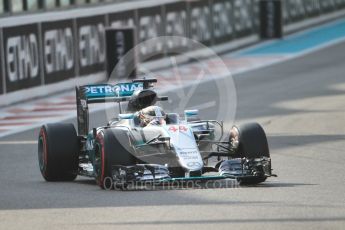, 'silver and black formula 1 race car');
38,78,276,189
